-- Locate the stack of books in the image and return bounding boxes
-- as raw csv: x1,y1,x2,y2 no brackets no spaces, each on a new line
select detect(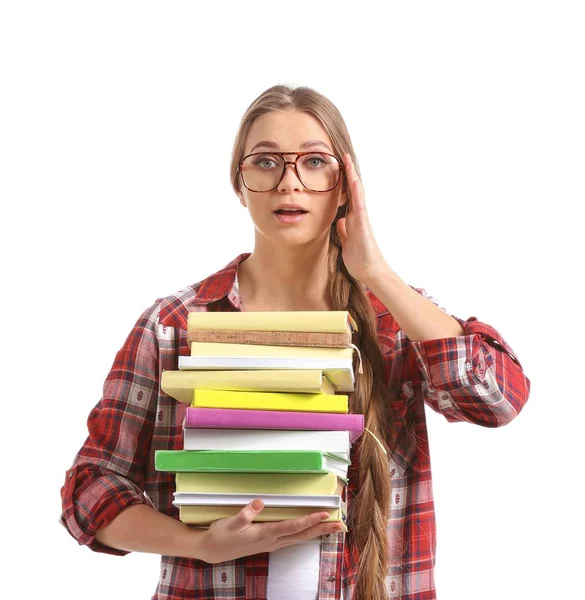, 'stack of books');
155,311,365,531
